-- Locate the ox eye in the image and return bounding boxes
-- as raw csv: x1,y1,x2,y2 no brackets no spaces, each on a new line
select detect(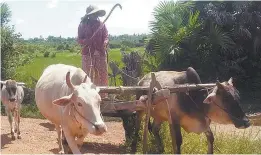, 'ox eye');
78,103,82,107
